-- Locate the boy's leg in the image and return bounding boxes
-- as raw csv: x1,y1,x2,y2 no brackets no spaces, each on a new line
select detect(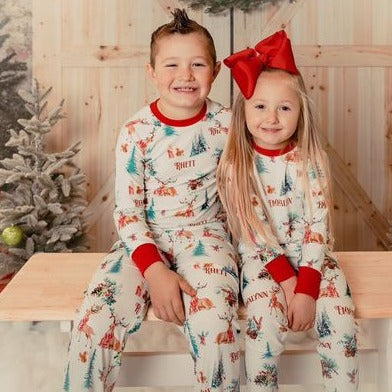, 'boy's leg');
316,255,359,392
64,244,149,392
241,256,288,392
174,225,241,392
